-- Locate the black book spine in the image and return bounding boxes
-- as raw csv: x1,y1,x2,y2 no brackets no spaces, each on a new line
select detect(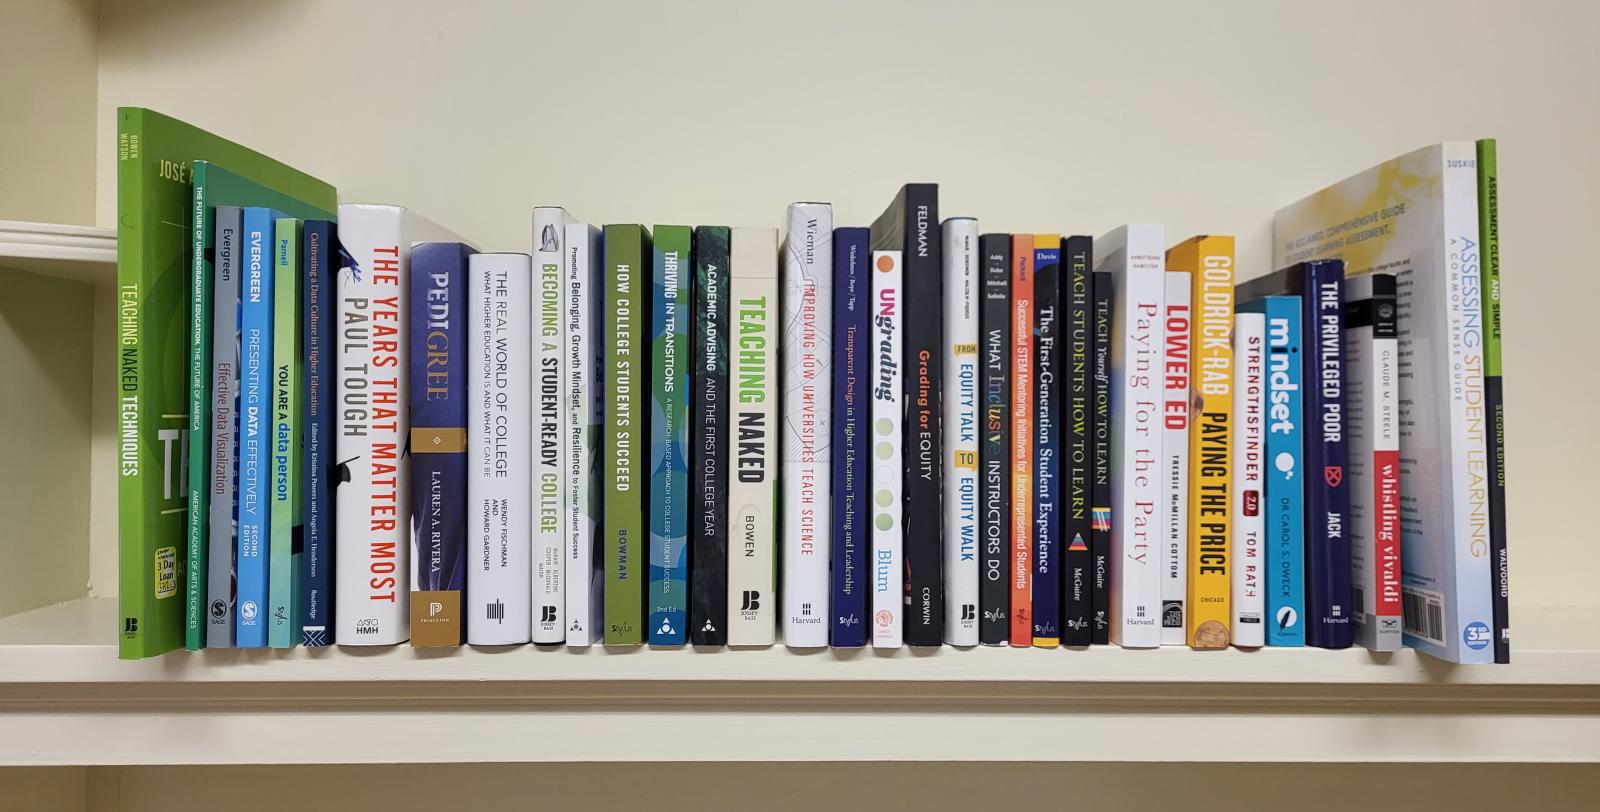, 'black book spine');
901,184,944,646
689,226,731,645
1062,236,1094,645
1090,269,1113,645
978,233,1011,645
1031,242,1062,644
